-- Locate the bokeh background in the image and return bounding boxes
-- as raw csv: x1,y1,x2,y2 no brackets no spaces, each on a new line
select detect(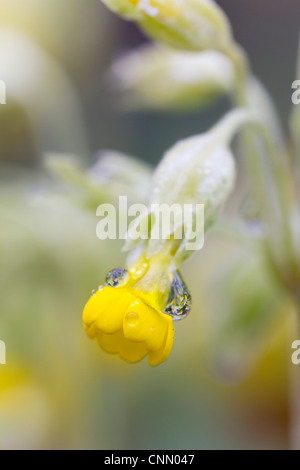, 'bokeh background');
0,0,299,449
